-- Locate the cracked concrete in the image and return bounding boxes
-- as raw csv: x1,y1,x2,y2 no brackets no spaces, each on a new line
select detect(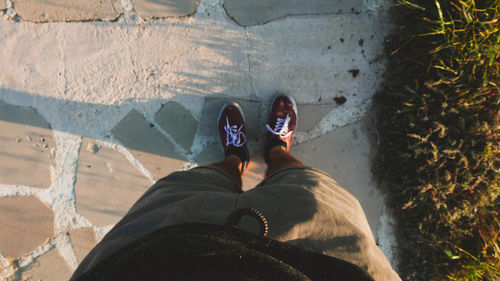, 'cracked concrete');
224,0,363,26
